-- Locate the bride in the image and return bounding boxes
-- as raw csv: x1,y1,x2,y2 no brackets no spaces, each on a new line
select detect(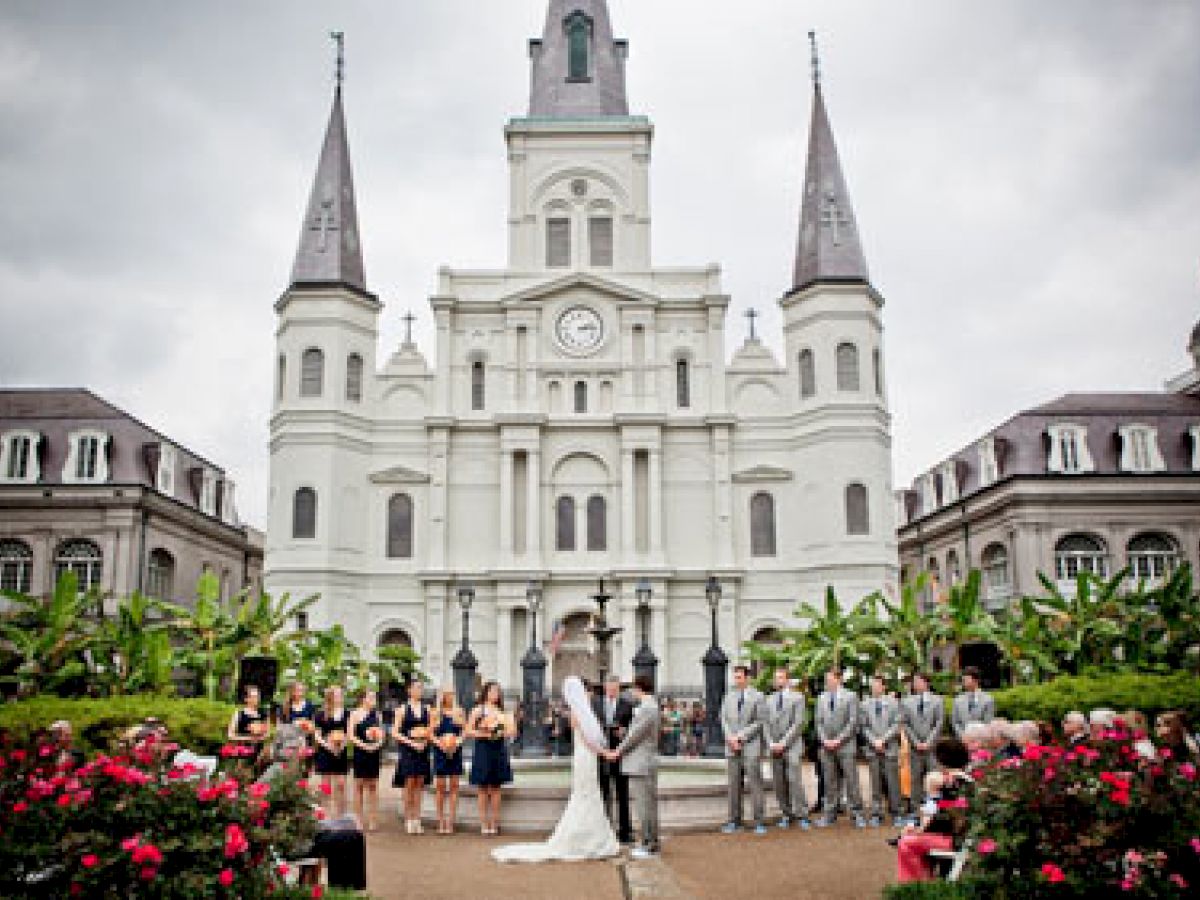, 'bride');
491,676,619,863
